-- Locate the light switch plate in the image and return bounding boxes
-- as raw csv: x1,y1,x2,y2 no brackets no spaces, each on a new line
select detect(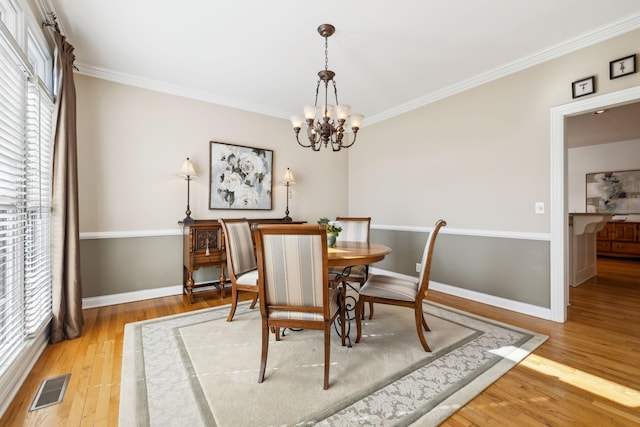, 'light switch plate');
535,202,544,214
